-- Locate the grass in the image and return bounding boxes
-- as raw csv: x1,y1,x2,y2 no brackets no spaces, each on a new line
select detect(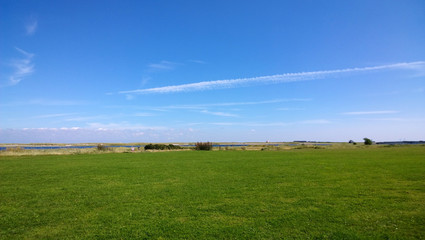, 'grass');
0,146,424,239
